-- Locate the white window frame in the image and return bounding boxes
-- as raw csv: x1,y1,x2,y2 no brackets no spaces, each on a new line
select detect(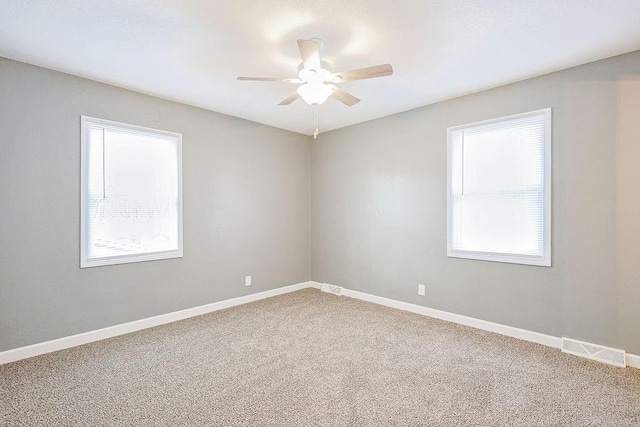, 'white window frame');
446,108,552,267
80,116,183,268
